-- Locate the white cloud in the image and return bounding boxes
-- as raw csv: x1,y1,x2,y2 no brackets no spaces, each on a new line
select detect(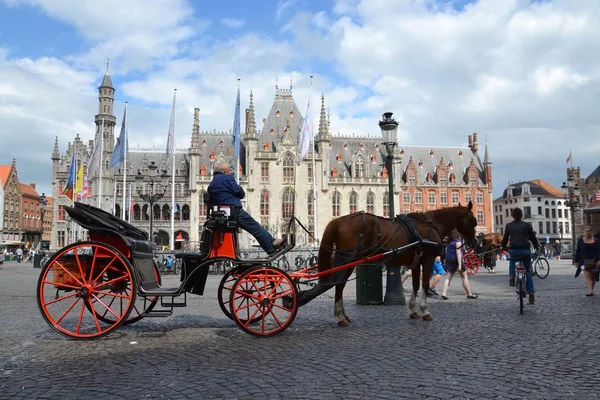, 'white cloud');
220,18,245,29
